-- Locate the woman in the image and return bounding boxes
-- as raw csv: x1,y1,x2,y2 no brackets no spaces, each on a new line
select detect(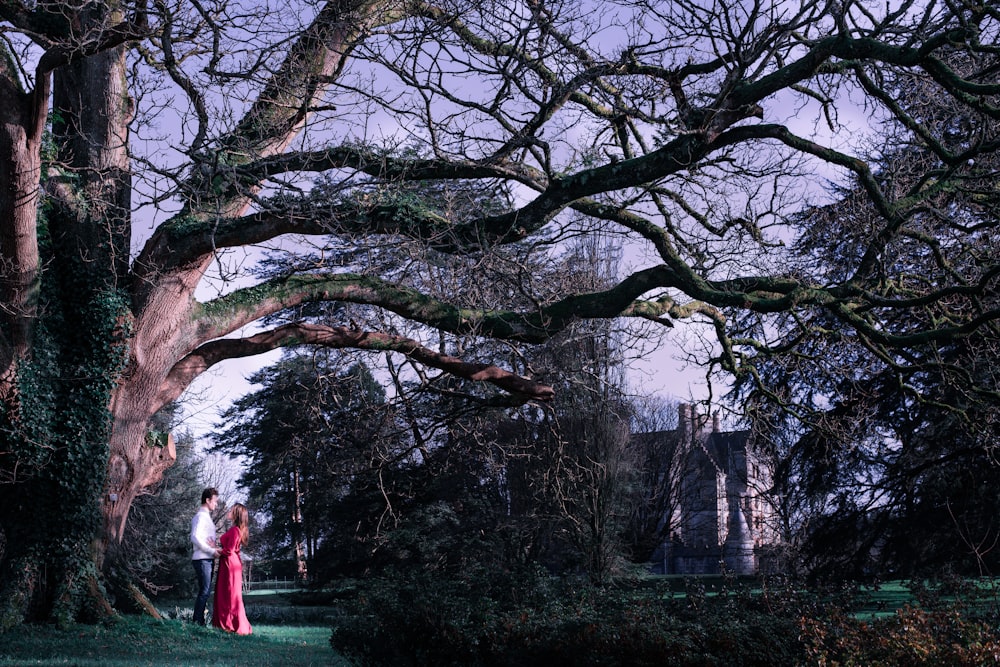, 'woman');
211,503,253,635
